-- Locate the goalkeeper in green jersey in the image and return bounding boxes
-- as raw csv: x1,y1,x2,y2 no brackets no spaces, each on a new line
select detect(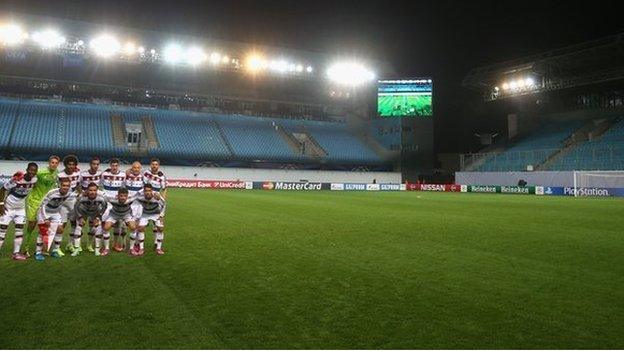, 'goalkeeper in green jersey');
22,155,60,256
